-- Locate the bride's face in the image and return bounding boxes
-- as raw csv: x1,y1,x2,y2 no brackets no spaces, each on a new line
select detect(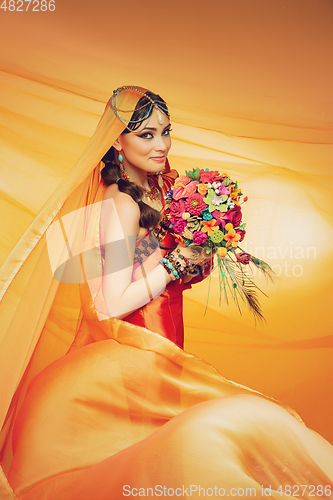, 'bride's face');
114,108,172,173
